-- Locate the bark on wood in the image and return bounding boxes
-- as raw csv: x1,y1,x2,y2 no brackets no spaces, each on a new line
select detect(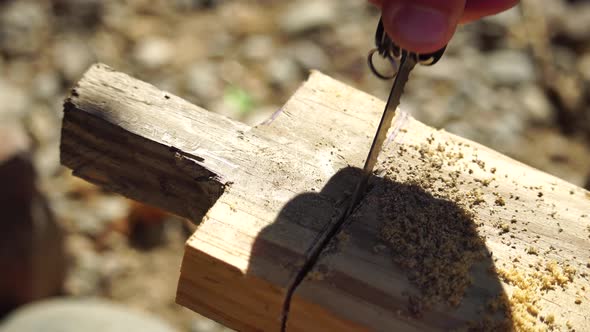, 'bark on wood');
60,64,590,332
